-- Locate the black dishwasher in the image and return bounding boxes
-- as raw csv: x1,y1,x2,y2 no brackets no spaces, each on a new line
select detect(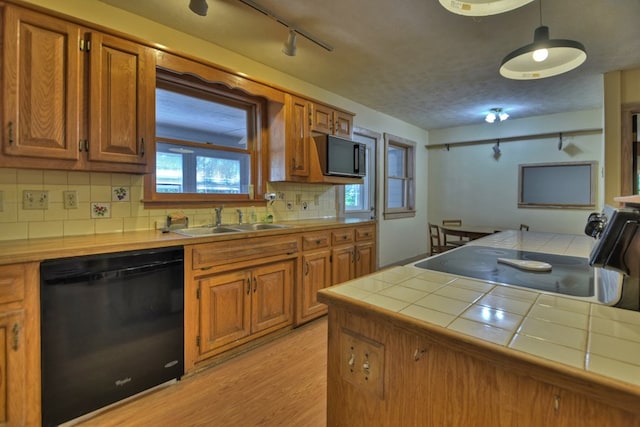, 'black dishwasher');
40,246,184,426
